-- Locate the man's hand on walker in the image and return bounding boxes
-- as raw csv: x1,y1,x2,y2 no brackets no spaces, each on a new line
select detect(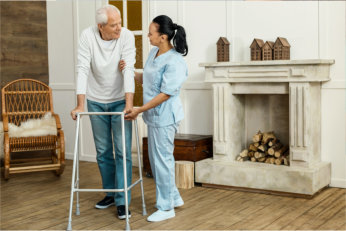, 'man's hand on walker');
71,107,84,120
119,59,126,71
